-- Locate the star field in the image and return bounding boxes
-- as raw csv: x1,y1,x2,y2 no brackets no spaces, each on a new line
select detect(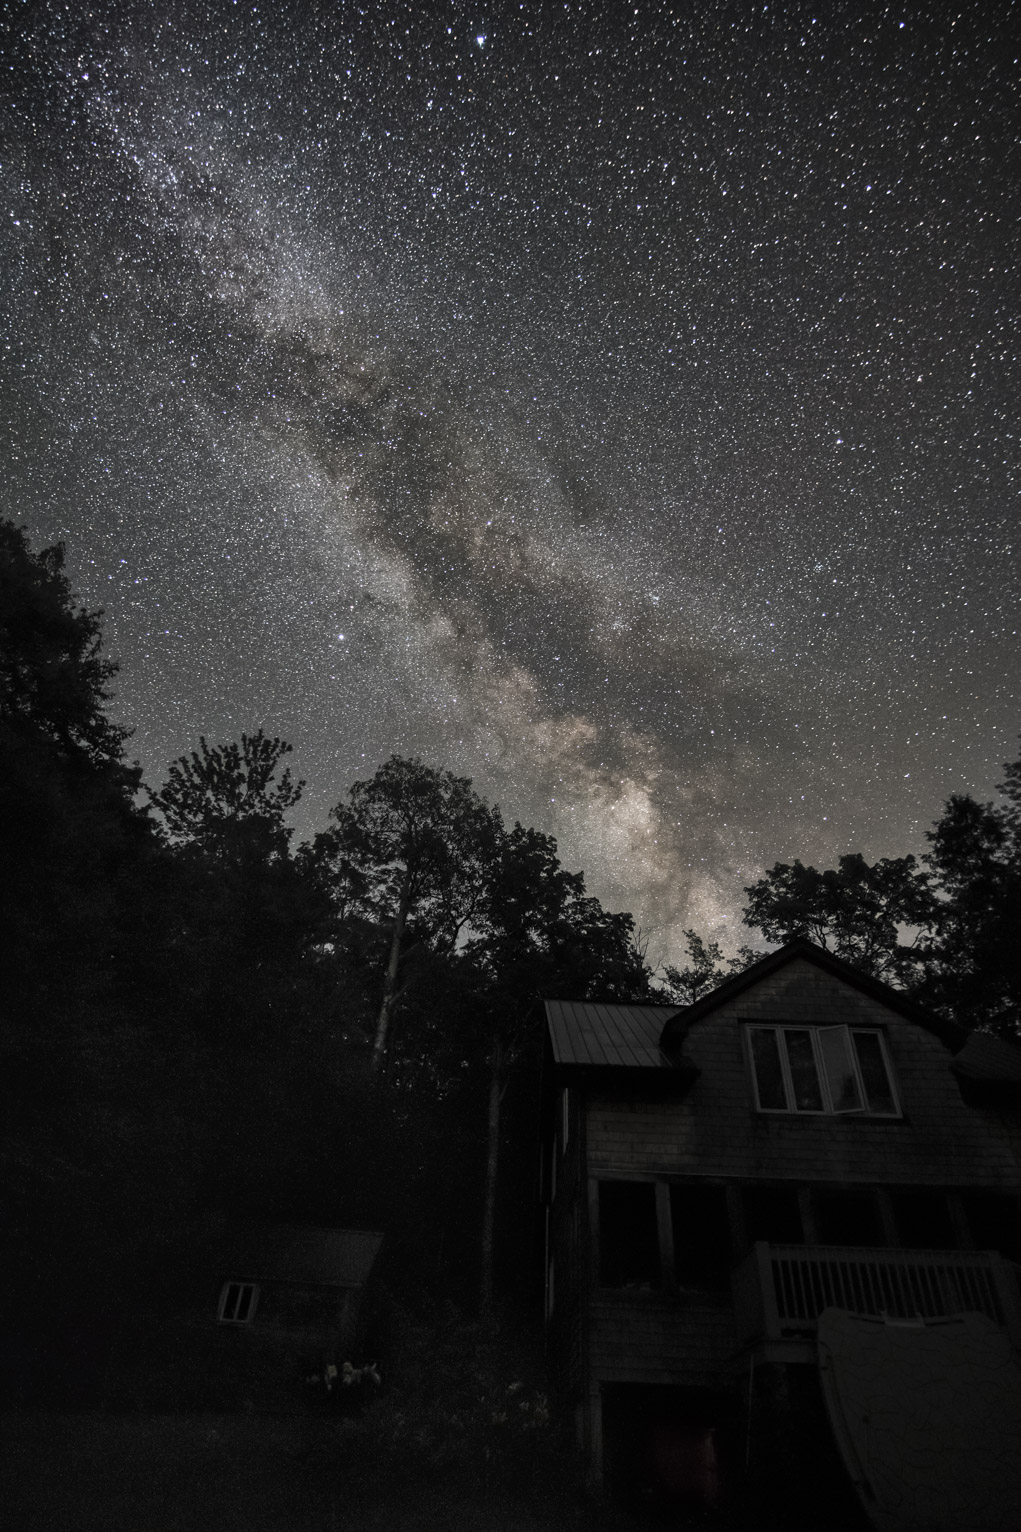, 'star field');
2,1,1019,956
